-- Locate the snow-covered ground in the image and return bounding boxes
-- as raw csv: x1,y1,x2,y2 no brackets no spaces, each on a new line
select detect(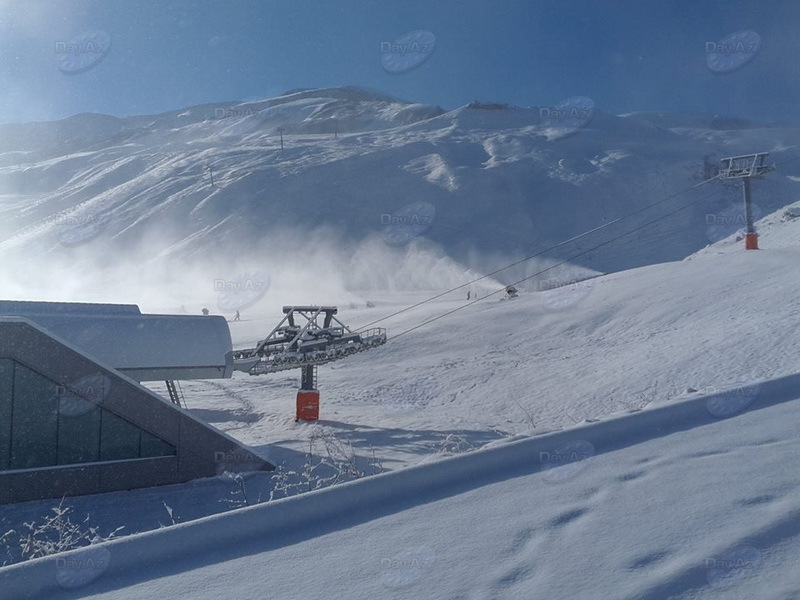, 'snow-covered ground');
3,88,800,597
691,193,800,257
3,236,800,597
4,365,800,600
162,244,800,474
